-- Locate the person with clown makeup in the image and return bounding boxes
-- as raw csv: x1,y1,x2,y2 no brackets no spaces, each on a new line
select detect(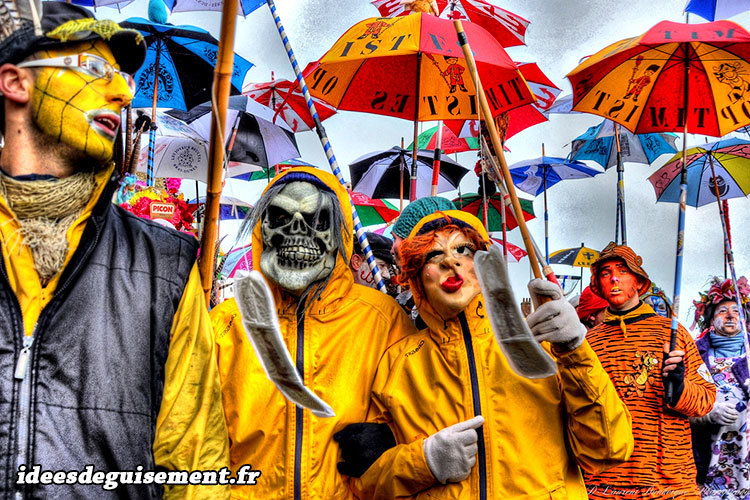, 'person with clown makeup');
690,276,750,498
0,3,228,498
583,243,716,499
336,210,634,499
